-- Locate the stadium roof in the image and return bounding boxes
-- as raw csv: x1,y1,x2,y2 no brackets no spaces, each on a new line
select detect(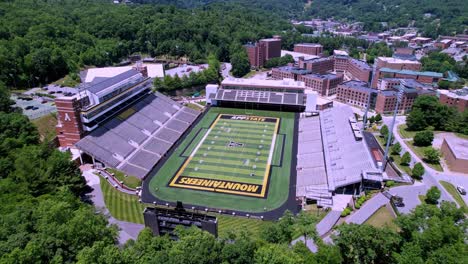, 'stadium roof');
320,106,377,189
221,78,306,90
212,89,305,106
76,92,200,178
88,69,140,95
83,63,165,83
379,67,443,78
